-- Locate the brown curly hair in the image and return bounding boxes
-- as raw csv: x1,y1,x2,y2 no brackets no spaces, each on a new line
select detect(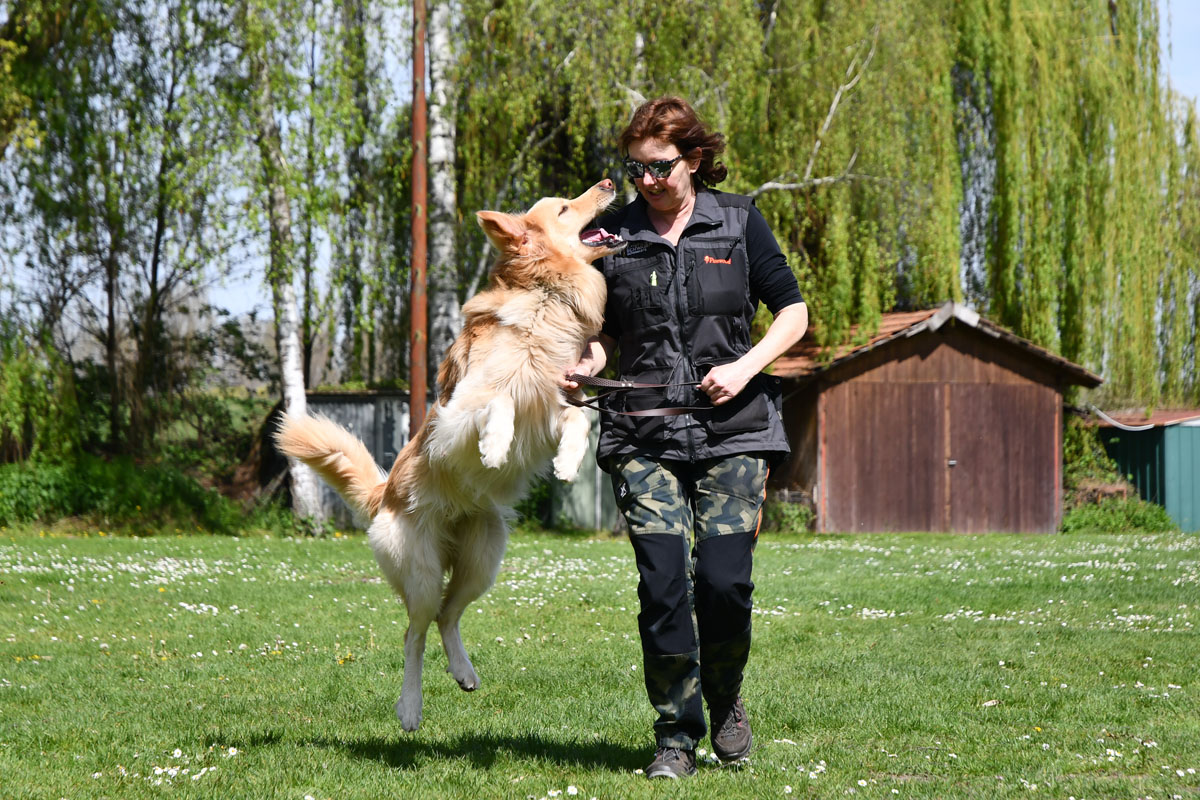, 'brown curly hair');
617,96,727,189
